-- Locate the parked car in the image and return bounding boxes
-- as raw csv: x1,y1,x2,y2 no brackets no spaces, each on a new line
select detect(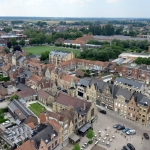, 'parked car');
62,89,68,93
123,146,131,150
143,133,149,139
122,128,130,133
99,110,106,114
113,124,121,128
127,143,135,150
117,125,125,130
126,130,136,135
57,87,61,90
